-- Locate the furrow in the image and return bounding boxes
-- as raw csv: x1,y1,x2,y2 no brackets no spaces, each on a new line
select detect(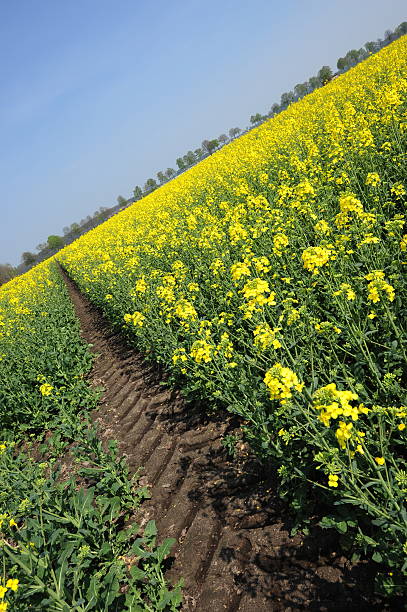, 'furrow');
115,390,144,420
157,474,202,539
195,530,252,611
165,507,222,592
125,415,156,447
144,438,178,486
136,429,163,466
121,400,151,434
